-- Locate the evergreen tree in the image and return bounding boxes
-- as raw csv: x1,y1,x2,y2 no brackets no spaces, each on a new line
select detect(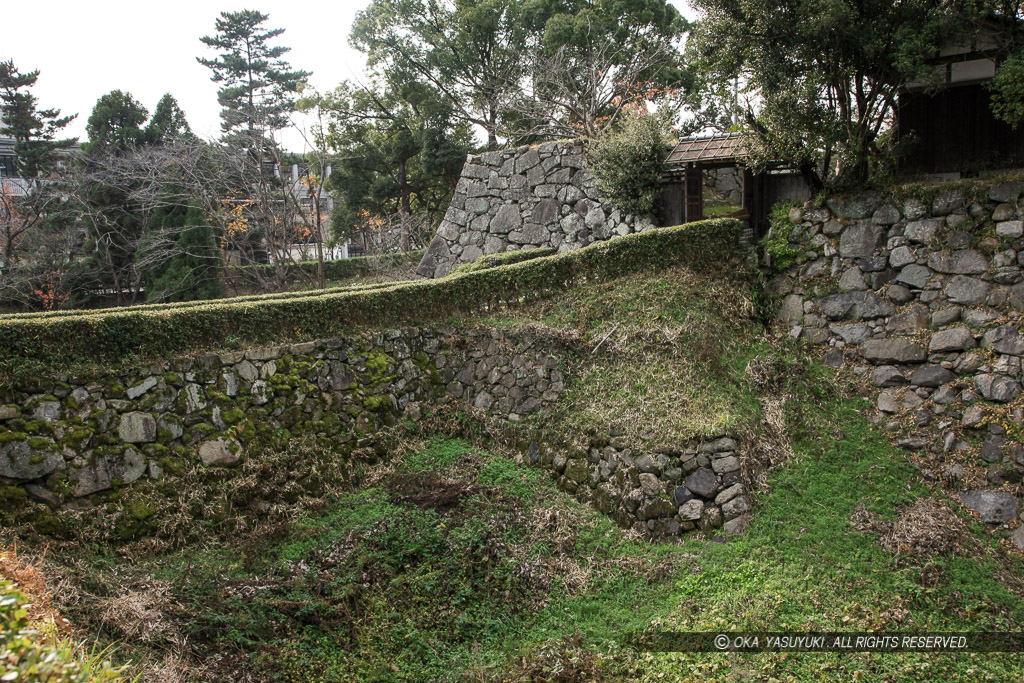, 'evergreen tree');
79,90,151,303
83,90,148,154
140,201,223,303
0,59,76,179
197,10,311,150
145,94,192,144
